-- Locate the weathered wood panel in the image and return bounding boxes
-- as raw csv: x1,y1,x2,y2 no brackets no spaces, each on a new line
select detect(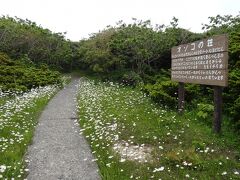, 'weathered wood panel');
171,34,228,87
